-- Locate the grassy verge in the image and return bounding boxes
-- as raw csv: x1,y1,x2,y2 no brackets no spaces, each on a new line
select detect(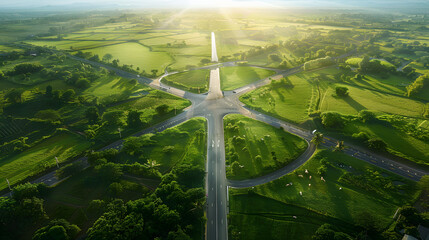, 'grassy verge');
163,69,210,93
220,66,275,91
224,114,307,180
